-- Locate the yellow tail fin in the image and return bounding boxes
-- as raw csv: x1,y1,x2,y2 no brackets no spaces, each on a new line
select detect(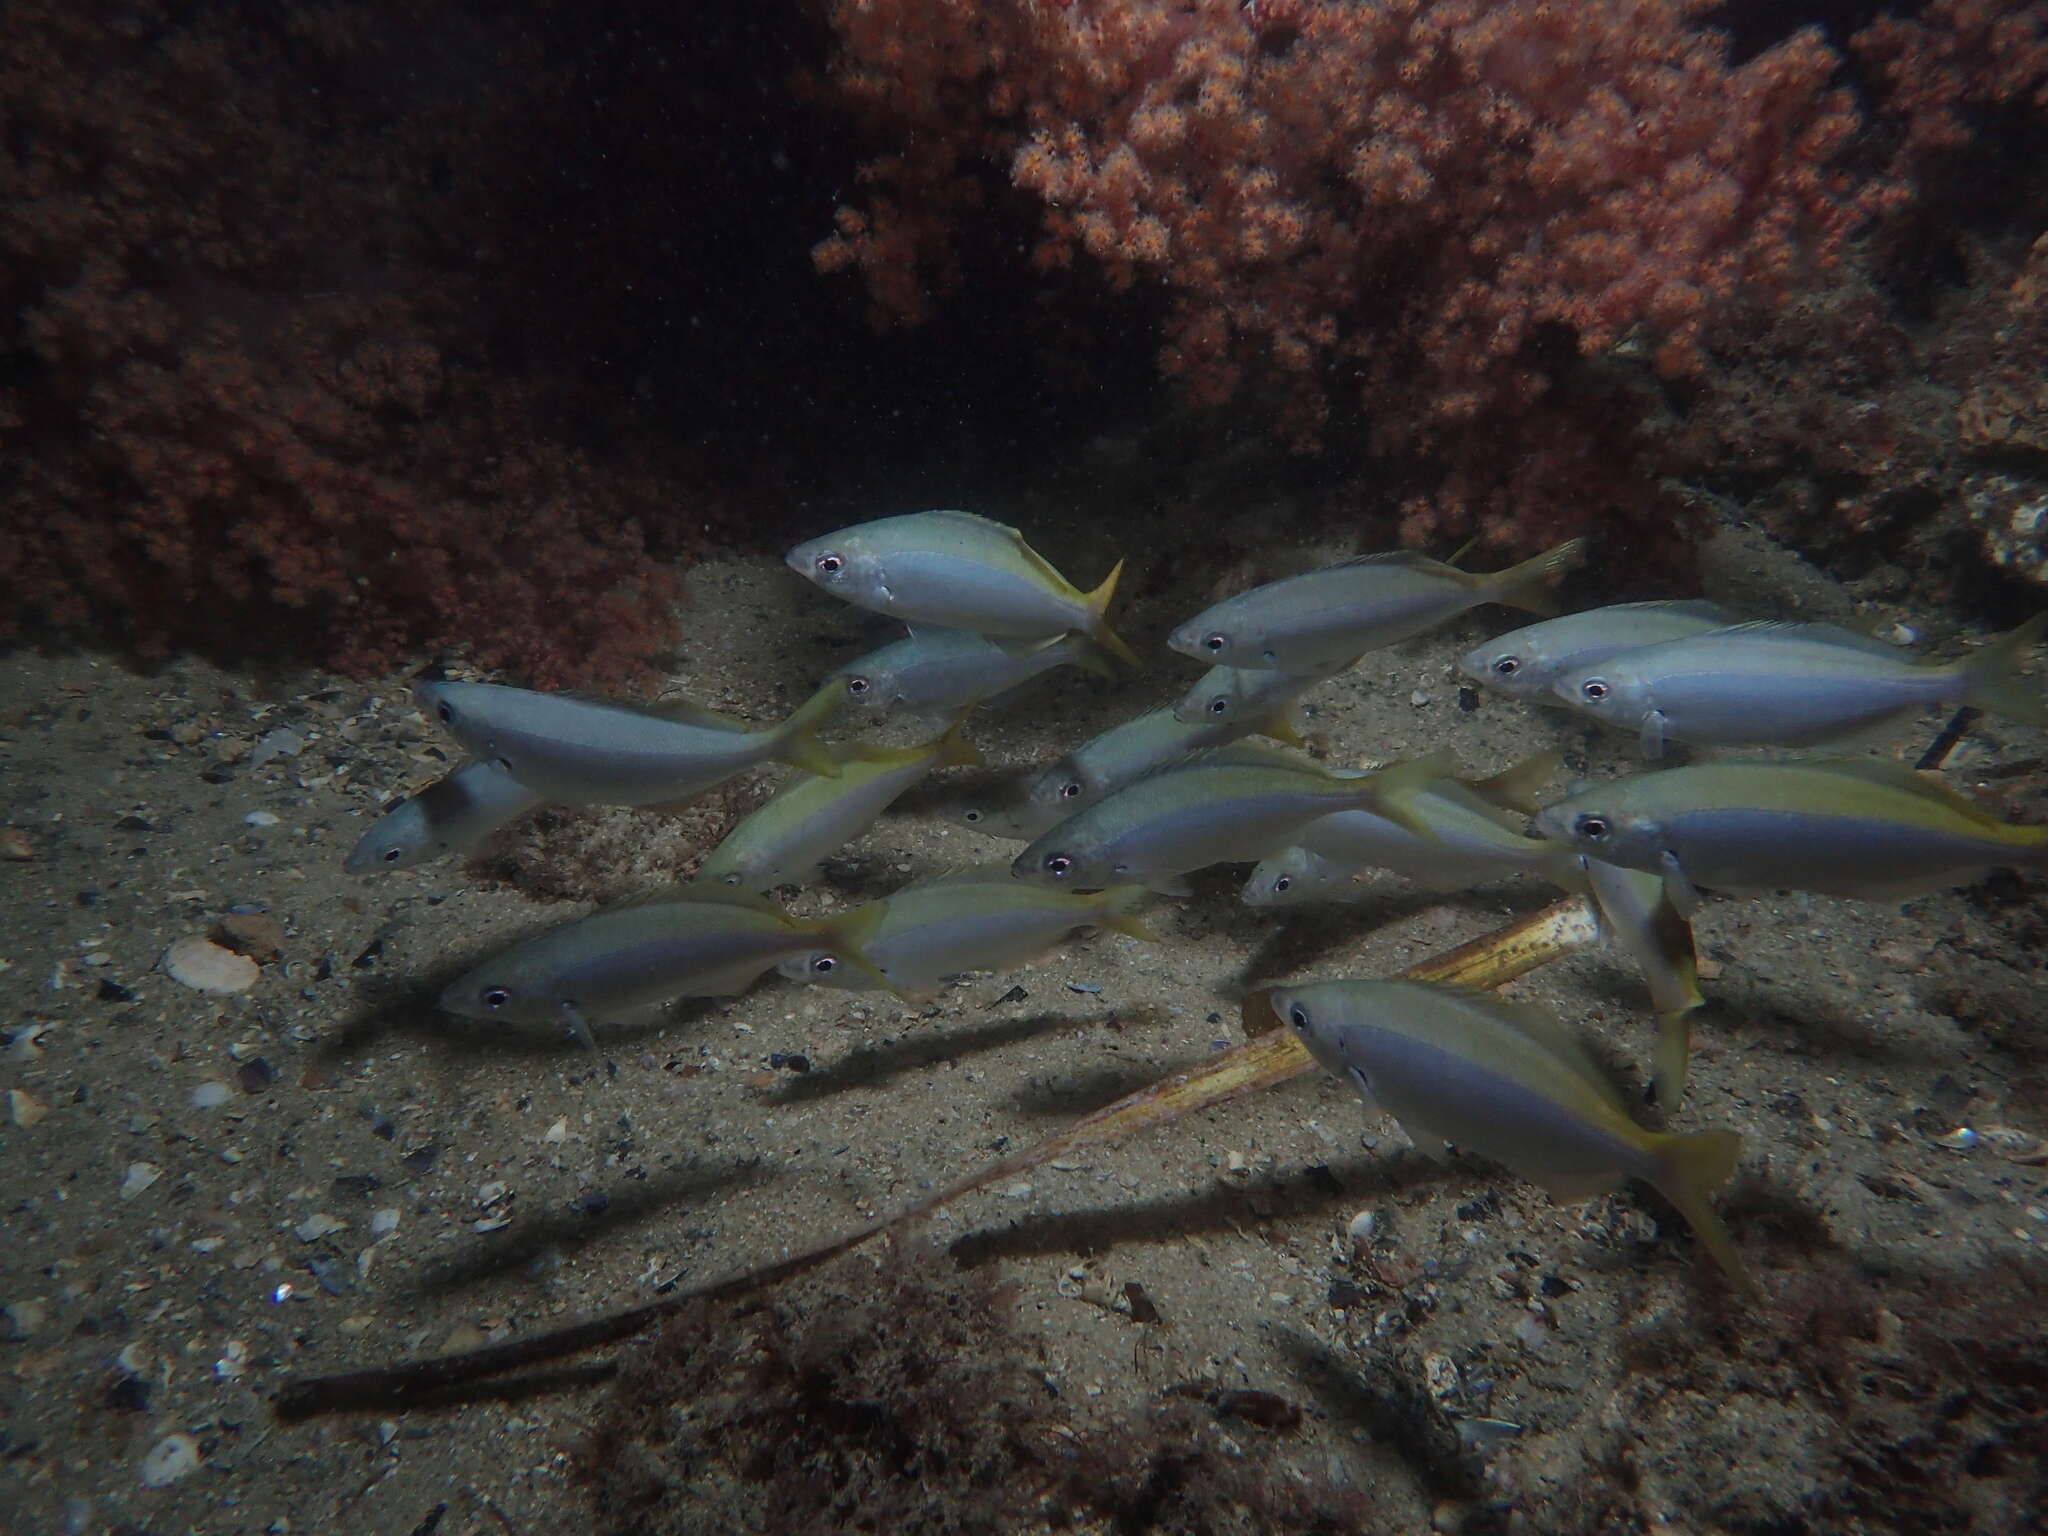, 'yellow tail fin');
929,717,985,770
1095,885,1163,943
1651,1008,1694,1107
1084,558,1142,669
801,899,900,996
1653,1128,1757,1299
1486,536,1588,618
775,681,845,777
1252,706,1305,748
1348,751,1457,841
1960,611,2048,727
1470,749,1564,816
